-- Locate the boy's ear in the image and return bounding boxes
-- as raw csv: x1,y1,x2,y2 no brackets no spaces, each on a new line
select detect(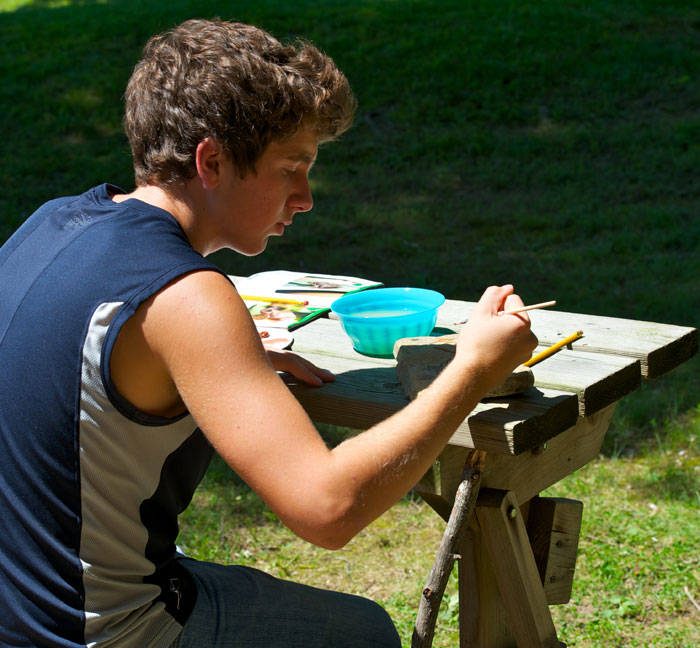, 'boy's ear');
195,138,223,189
